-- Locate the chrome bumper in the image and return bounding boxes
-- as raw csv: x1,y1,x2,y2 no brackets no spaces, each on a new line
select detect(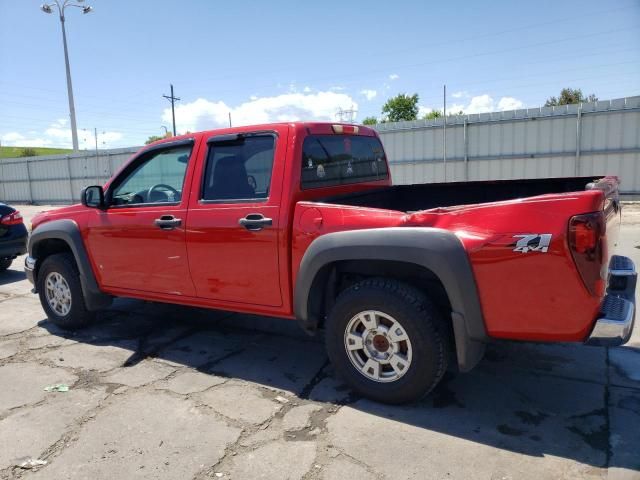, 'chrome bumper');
24,256,36,289
586,255,636,347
